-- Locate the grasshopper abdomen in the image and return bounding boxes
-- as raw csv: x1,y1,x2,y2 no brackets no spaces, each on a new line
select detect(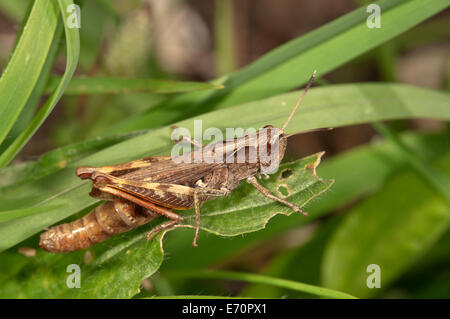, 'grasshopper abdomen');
39,200,157,253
